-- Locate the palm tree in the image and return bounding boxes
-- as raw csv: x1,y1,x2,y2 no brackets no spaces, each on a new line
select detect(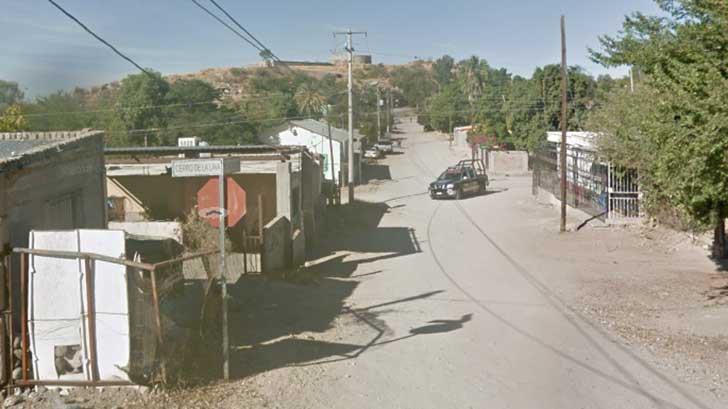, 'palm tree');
294,83,326,116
